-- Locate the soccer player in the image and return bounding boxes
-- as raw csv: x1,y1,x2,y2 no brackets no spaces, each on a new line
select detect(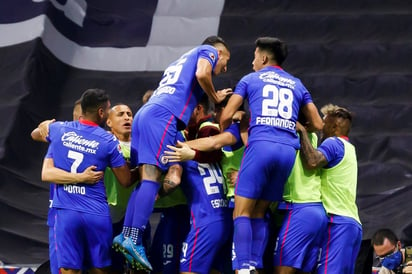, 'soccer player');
33,88,135,274
104,103,141,274
296,104,362,274
273,122,328,274
149,93,220,274
164,97,230,274
72,98,82,121
164,97,248,272
31,99,87,274
116,35,232,270
178,134,231,273
219,37,323,272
